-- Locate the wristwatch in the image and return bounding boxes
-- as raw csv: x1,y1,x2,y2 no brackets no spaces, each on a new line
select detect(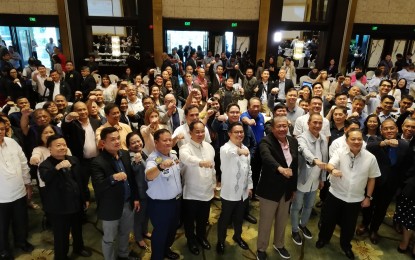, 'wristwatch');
365,195,373,200
157,164,164,171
